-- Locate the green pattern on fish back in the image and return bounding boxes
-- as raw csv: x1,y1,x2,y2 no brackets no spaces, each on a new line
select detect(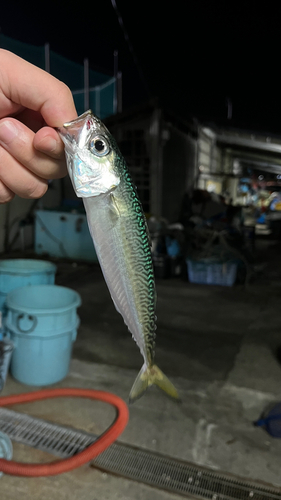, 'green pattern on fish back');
115,148,157,366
